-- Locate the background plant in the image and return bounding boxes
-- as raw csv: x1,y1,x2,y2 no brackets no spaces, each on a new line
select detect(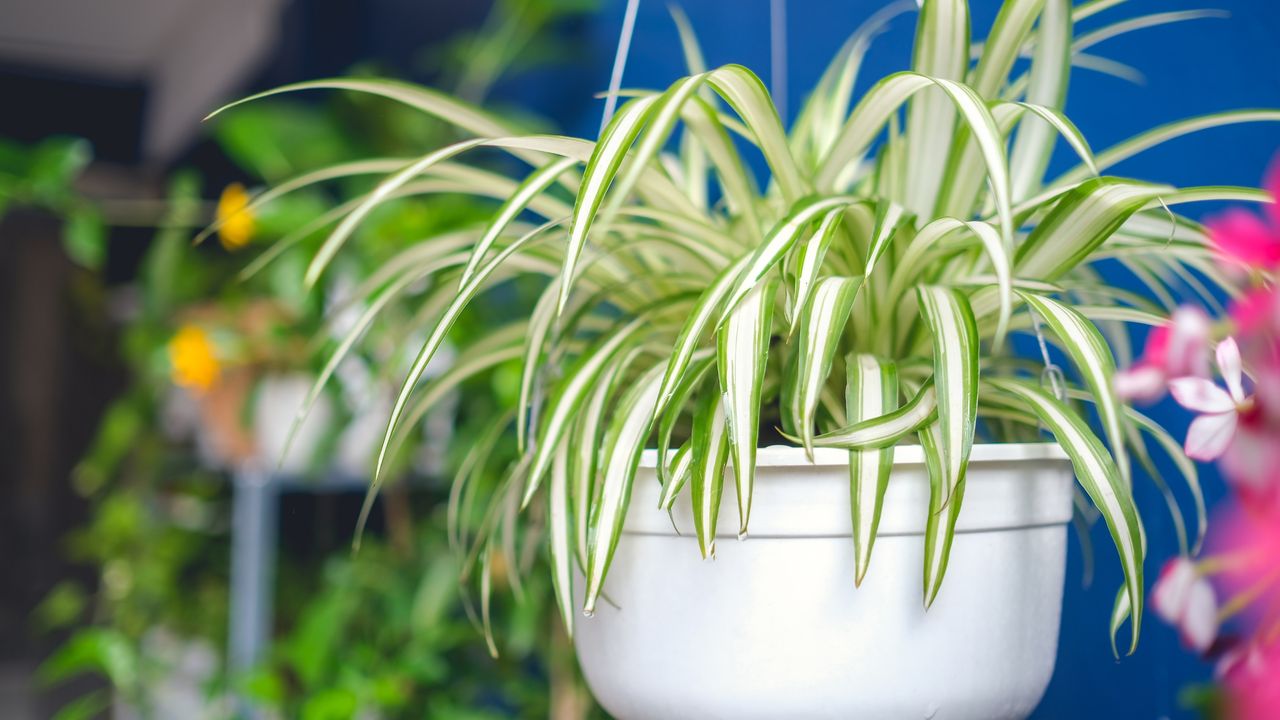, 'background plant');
39,1,599,716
